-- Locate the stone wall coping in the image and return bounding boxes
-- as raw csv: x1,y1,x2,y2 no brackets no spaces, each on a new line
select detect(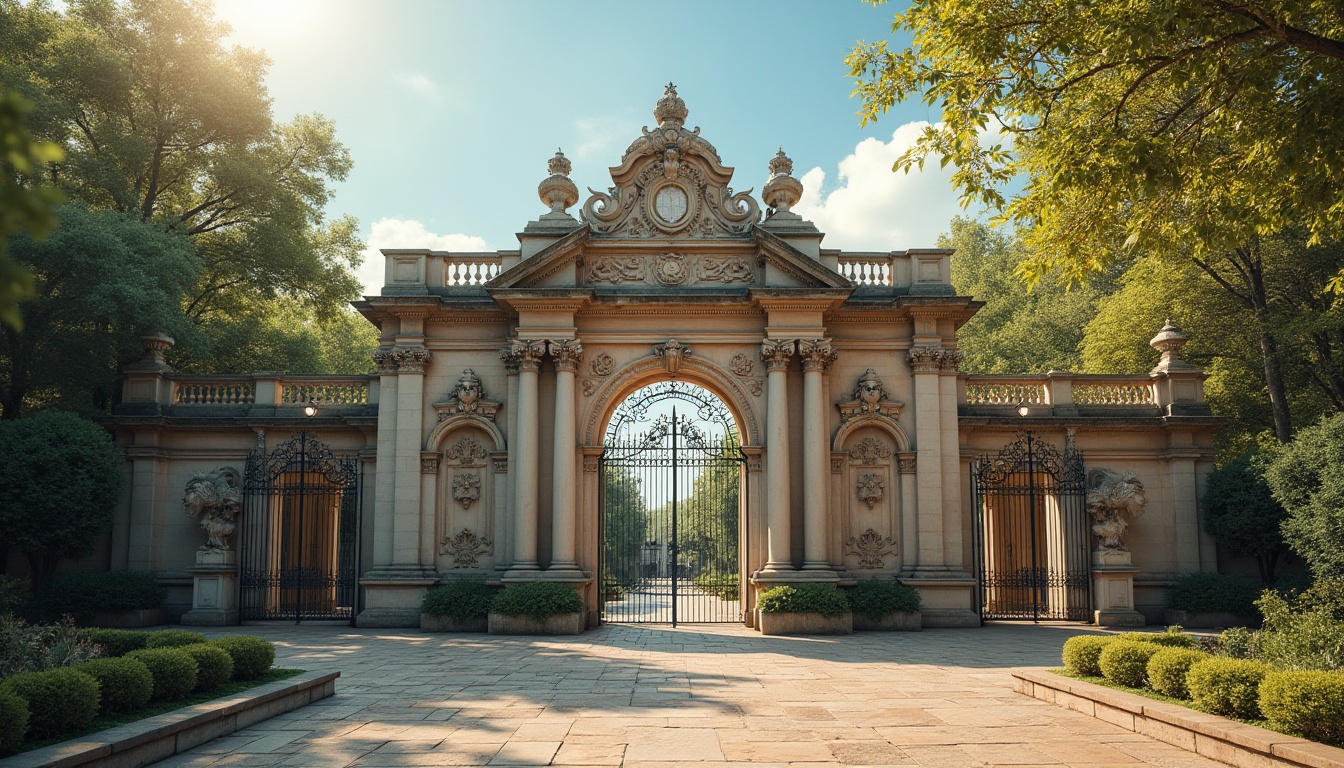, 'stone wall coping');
5,670,339,768
1013,669,1344,768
